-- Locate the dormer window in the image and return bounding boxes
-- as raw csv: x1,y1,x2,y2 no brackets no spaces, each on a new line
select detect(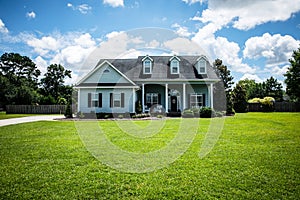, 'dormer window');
169,55,181,74
143,60,152,74
197,57,207,74
142,55,153,74
171,59,179,74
